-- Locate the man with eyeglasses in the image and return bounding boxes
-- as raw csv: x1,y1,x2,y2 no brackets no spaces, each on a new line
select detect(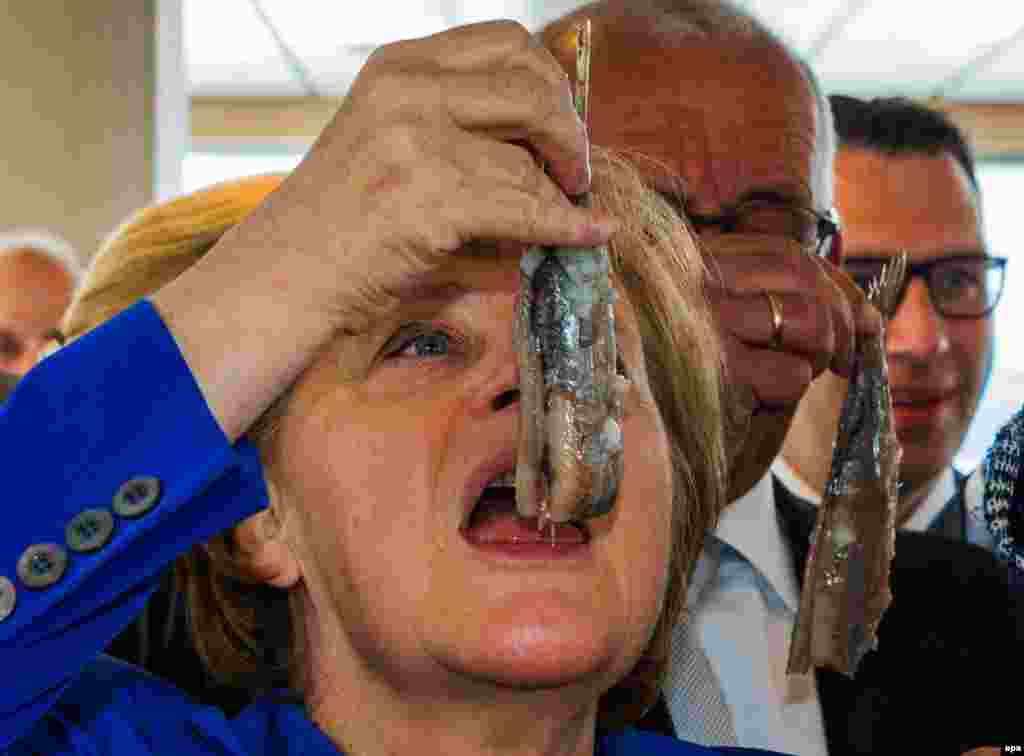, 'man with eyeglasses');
777,95,1006,547
543,5,1018,755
